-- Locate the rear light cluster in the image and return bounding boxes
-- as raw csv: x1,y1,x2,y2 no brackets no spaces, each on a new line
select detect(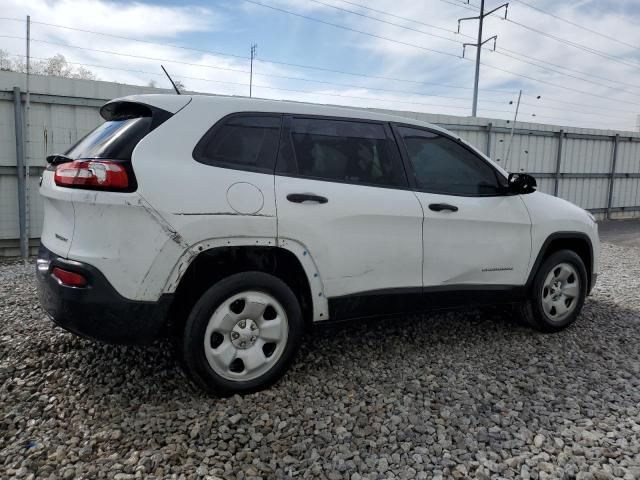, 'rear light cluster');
54,160,129,190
